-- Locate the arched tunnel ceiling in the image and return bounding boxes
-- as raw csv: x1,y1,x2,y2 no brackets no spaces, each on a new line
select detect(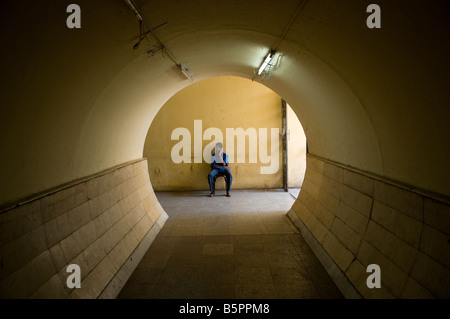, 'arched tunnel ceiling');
0,0,449,207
